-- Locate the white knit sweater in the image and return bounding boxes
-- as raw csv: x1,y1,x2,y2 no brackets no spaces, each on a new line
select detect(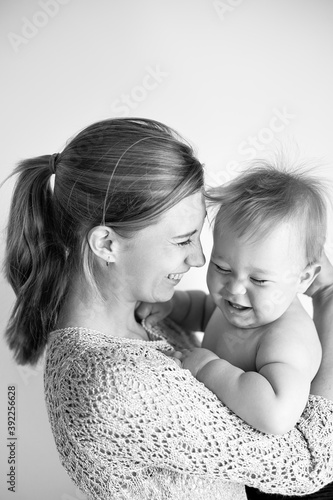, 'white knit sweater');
44,319,333,500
